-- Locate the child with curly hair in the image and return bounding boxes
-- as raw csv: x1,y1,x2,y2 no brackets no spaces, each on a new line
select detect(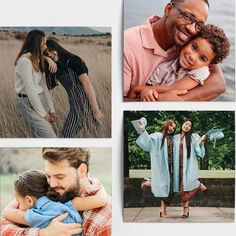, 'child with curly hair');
128,24,230,101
